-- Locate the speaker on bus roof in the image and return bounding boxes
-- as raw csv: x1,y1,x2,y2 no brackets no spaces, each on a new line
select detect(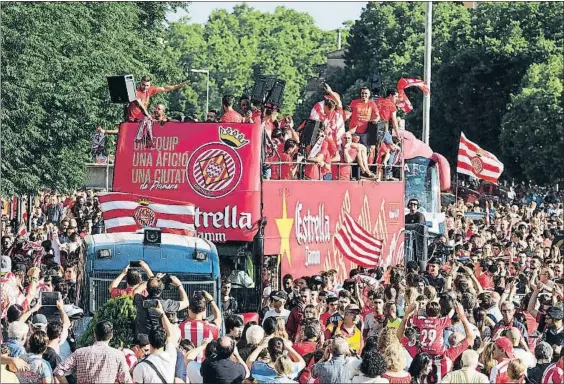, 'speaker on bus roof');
107,75,137,104
299,119,324,148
